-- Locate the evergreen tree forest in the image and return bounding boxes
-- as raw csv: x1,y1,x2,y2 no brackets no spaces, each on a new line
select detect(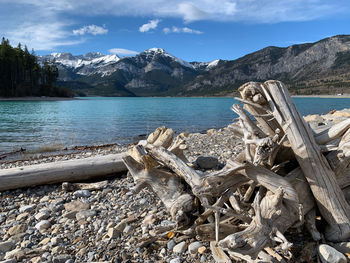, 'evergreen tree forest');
0,37,72,97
